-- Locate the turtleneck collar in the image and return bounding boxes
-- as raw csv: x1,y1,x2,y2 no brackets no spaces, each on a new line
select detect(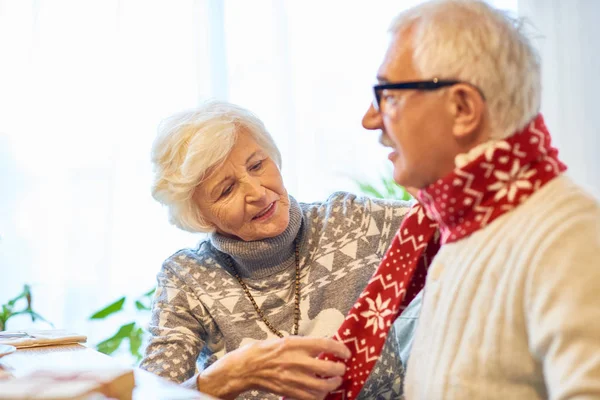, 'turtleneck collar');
209,196,303,279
